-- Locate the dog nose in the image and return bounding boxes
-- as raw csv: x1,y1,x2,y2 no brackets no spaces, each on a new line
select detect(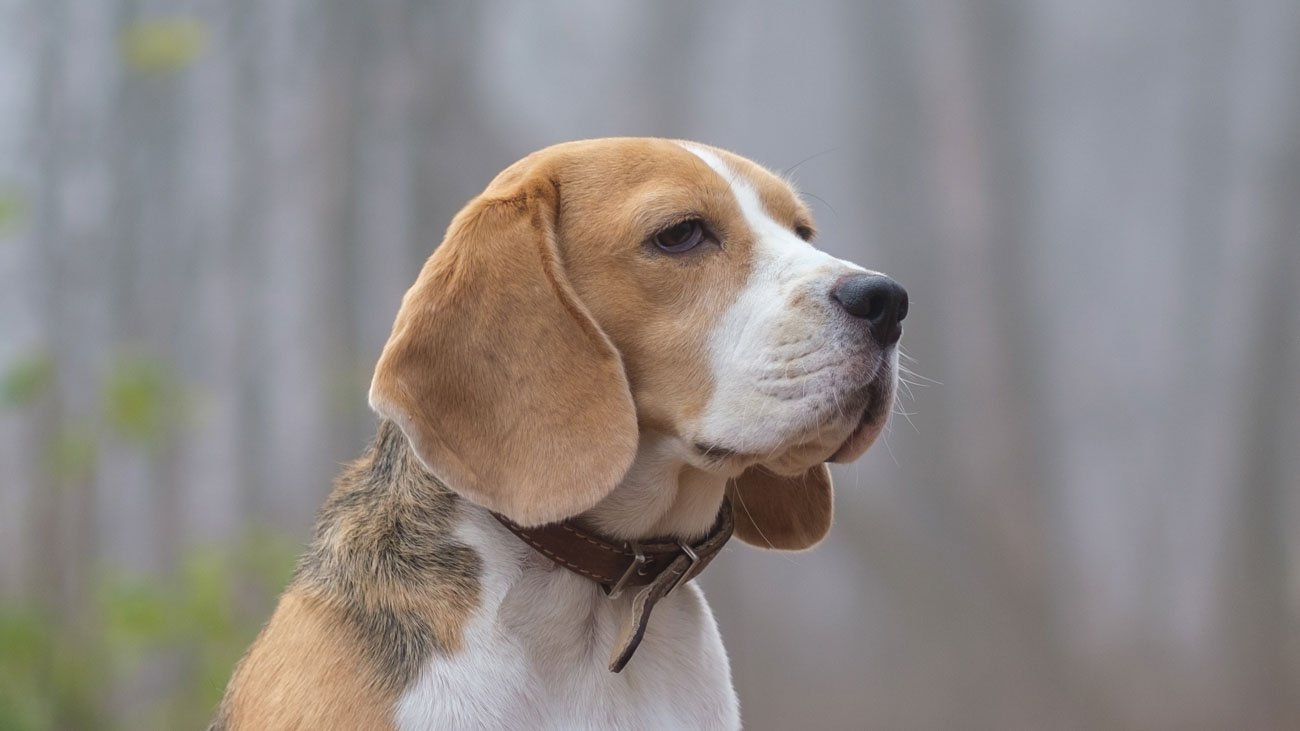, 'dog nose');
831,274,909,345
